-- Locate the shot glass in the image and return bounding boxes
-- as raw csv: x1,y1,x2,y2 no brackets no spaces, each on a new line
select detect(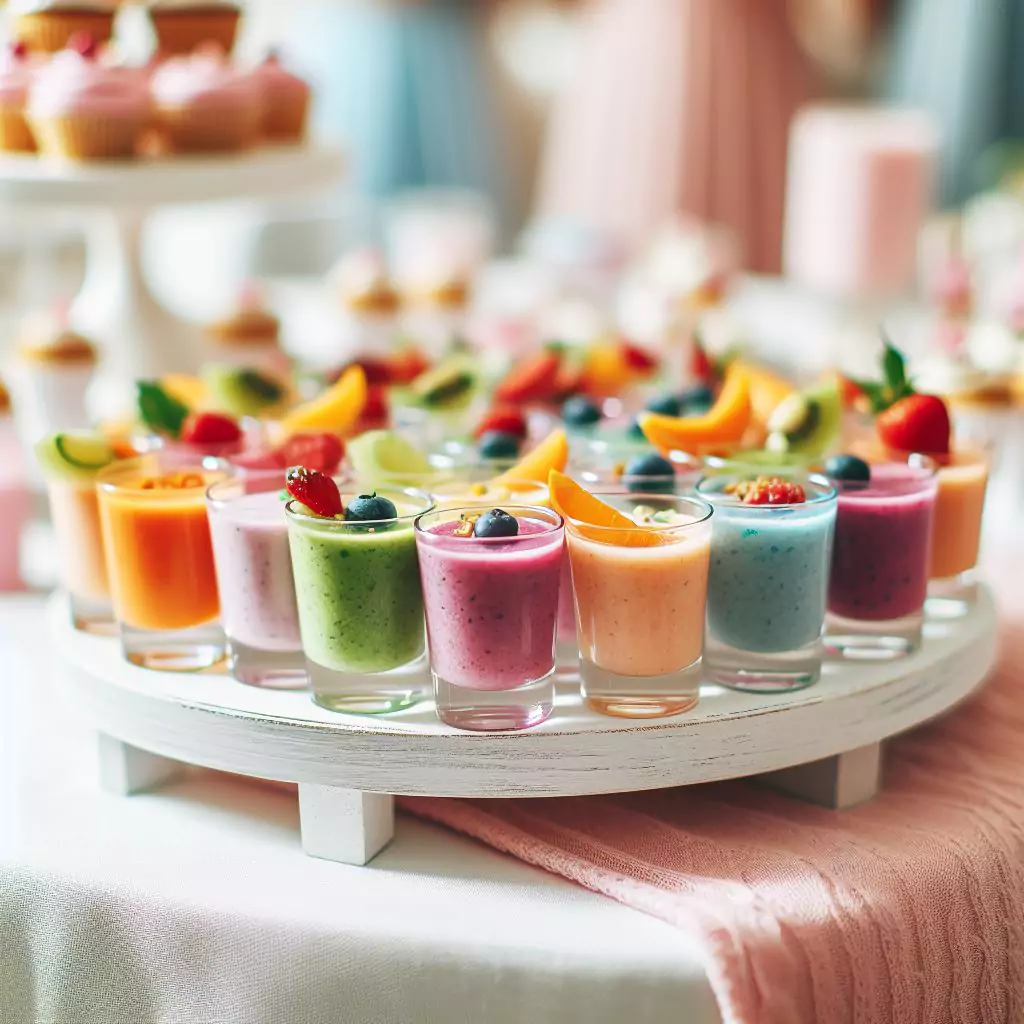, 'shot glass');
96,453,228,670
564,493,713,718
46,477,114,633
825,455,937,659
699,473,837,691
416,505,563,731
286,489,433,714
207,471,306,689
